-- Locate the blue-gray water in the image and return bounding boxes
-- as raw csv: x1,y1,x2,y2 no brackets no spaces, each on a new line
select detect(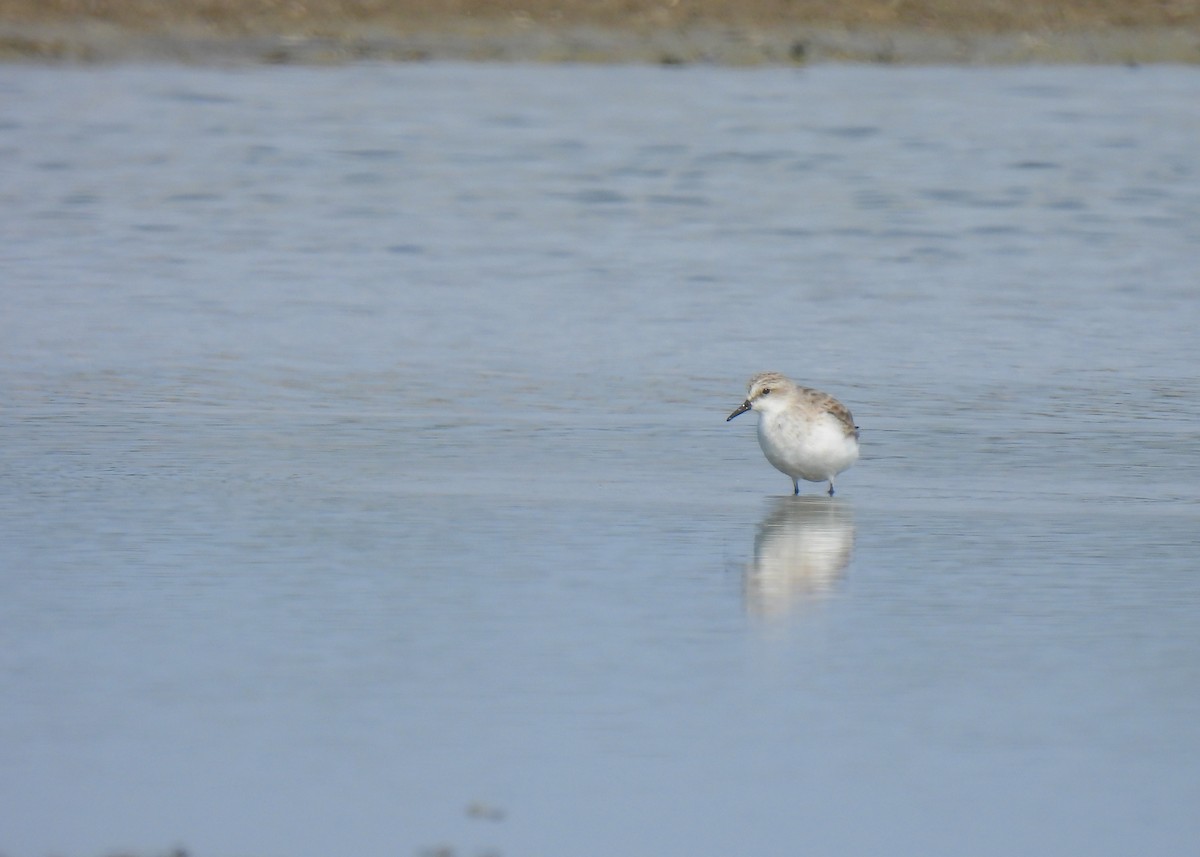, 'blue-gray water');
2,62,1199,857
